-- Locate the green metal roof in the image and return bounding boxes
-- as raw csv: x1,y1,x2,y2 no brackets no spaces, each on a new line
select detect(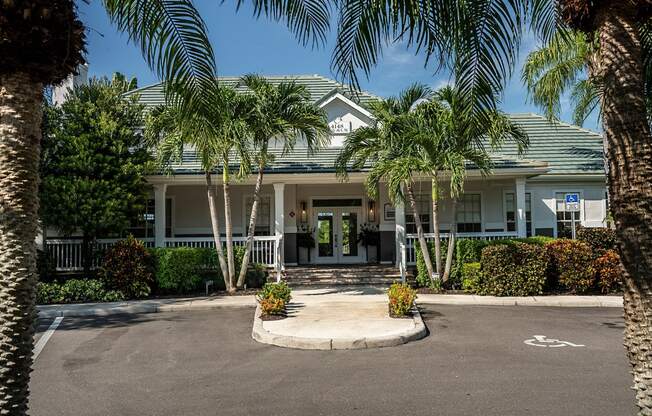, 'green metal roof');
503,113,604,176
126,74,380,108
168,147,546,175
130,75,605,178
